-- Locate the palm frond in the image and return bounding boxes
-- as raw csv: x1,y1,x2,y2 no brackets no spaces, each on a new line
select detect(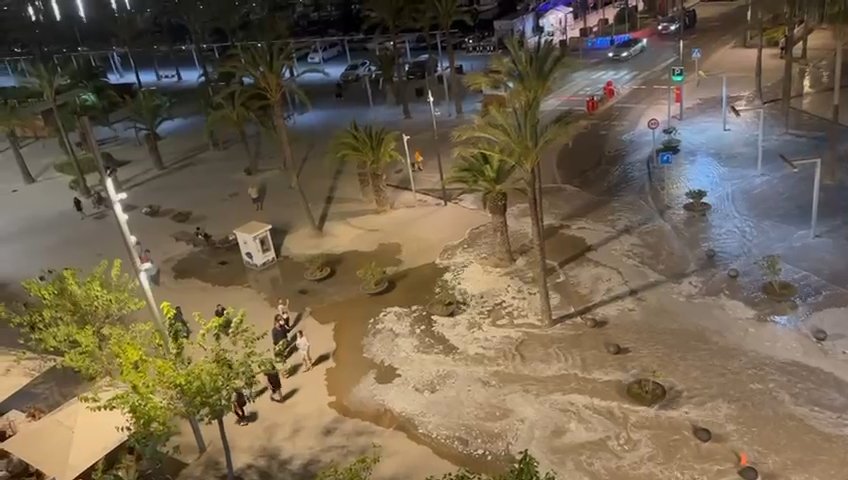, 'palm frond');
331,121,403,170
